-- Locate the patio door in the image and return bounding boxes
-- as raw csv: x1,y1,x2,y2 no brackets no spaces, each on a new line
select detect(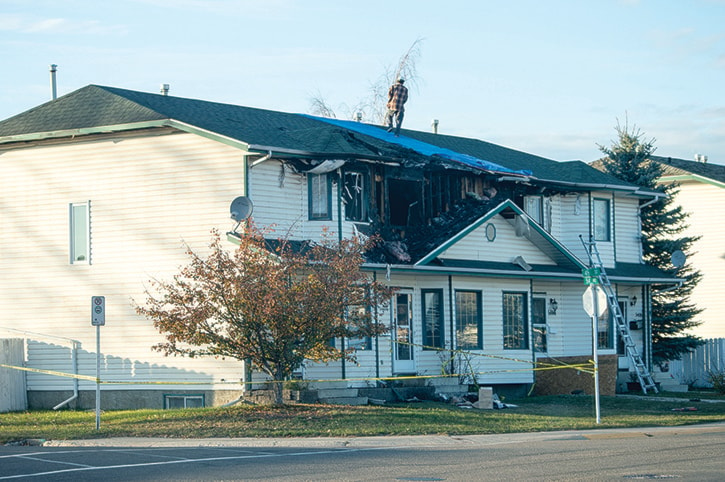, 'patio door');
393,292,416,374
